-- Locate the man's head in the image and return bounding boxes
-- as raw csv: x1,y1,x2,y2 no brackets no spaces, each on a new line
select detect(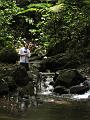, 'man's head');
28,42,33,50
24,43,28,49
